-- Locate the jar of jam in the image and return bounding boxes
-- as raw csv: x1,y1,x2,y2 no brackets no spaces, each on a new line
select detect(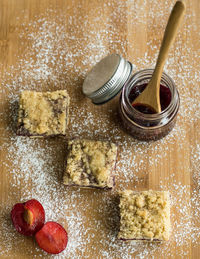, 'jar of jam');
119,69,180,140
82,54,180,141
